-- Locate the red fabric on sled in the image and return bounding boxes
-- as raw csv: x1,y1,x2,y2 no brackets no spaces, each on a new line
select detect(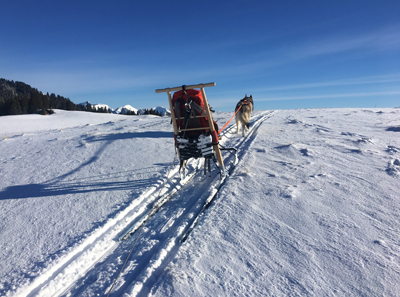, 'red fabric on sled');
172,89,219,143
